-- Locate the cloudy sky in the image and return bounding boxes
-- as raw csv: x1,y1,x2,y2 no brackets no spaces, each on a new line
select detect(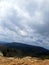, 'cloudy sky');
0,0,49,49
